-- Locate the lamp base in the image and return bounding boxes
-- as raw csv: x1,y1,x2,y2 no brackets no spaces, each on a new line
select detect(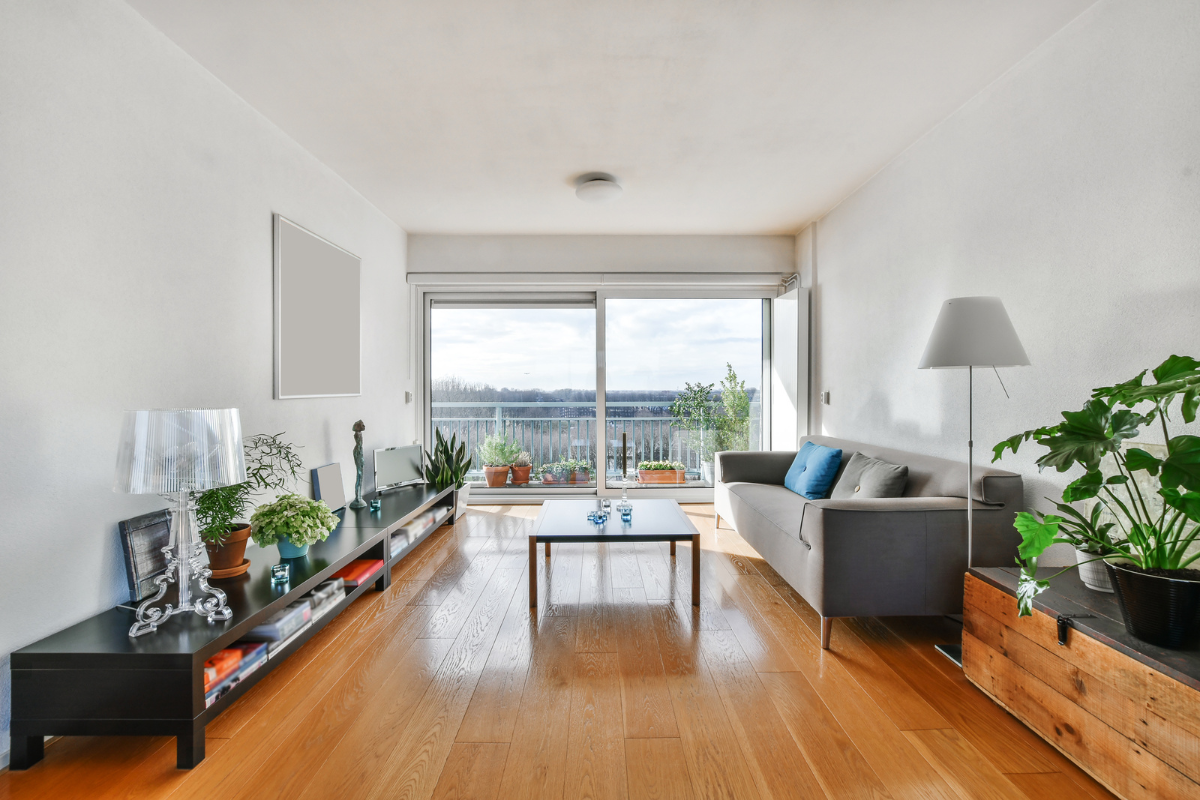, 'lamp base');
934,642,963,668
129,493,232,637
